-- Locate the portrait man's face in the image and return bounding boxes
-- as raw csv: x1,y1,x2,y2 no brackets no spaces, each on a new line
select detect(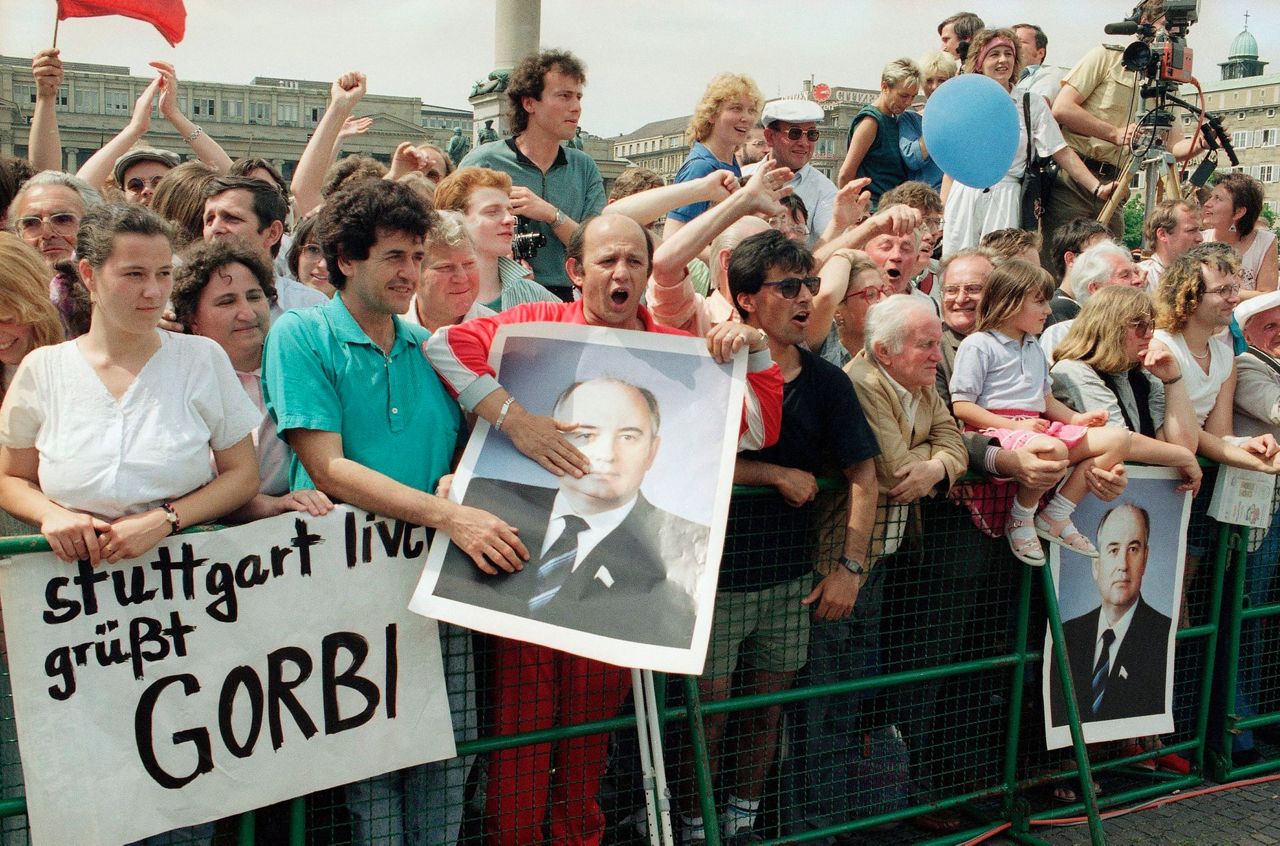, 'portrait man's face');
556,380,660,514
1092,506,1149,617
